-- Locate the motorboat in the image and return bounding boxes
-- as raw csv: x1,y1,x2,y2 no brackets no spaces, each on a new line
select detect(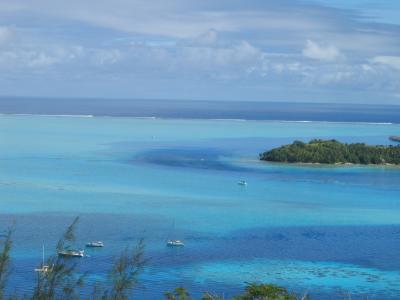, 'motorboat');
167,240,185,247
238,180,247,186
58,249,84,257
86,241,104,248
